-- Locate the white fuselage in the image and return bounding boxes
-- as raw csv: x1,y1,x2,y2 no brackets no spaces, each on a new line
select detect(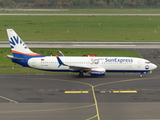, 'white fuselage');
27,56,157,73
